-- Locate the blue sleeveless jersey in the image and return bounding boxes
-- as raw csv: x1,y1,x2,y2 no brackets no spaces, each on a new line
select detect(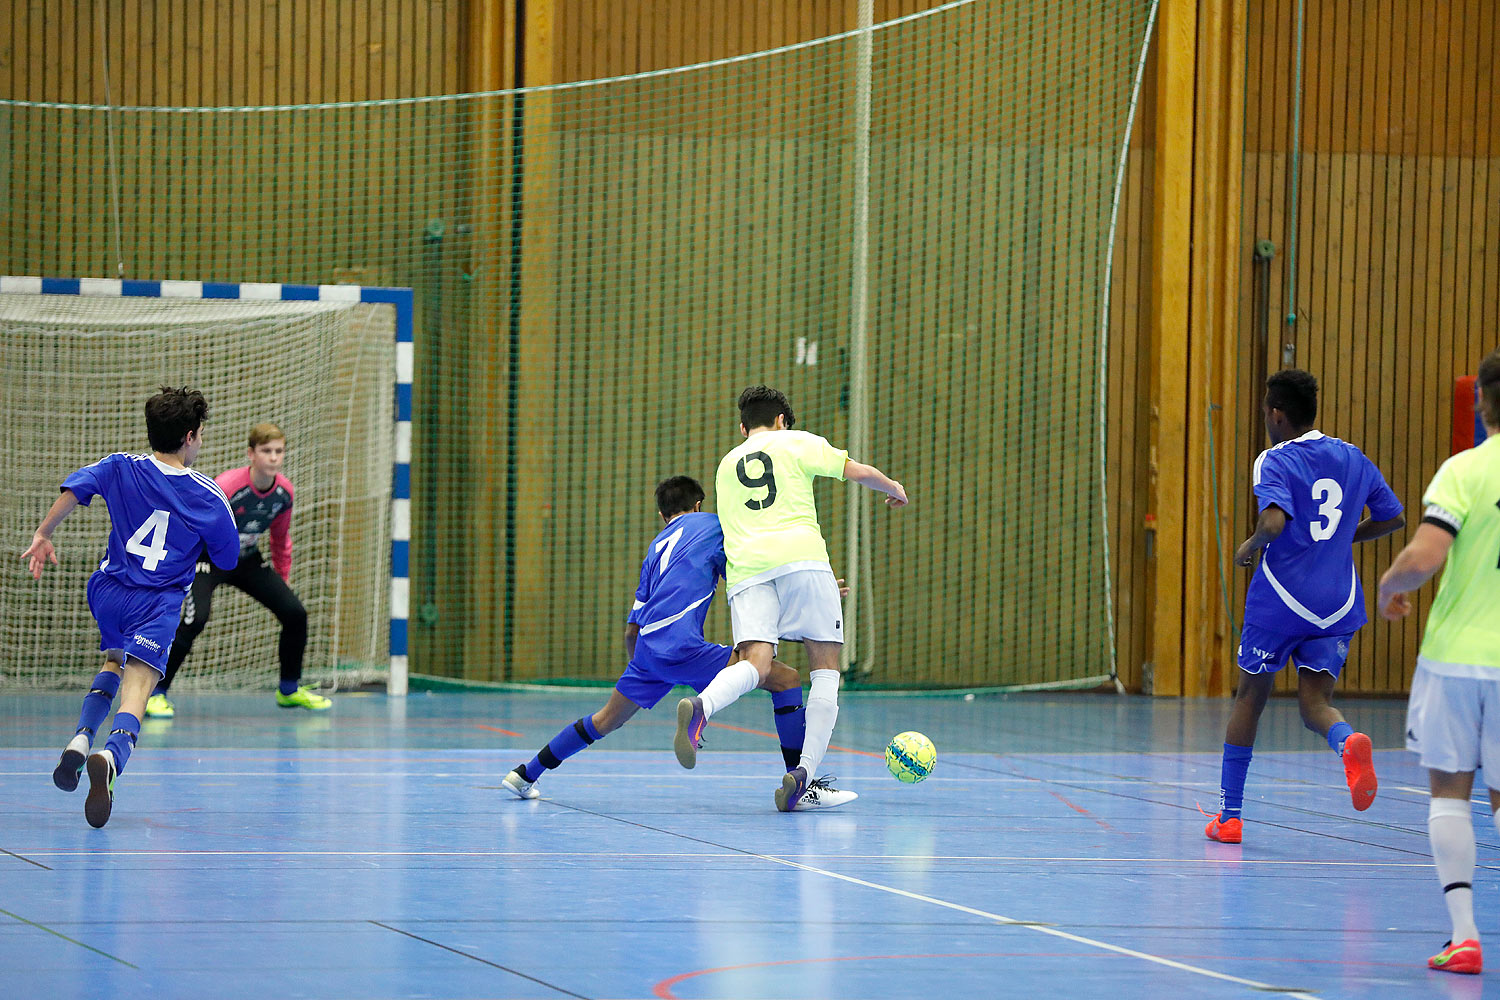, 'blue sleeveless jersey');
627,512,726,660
62,453,241,592
1243,431,1402,635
